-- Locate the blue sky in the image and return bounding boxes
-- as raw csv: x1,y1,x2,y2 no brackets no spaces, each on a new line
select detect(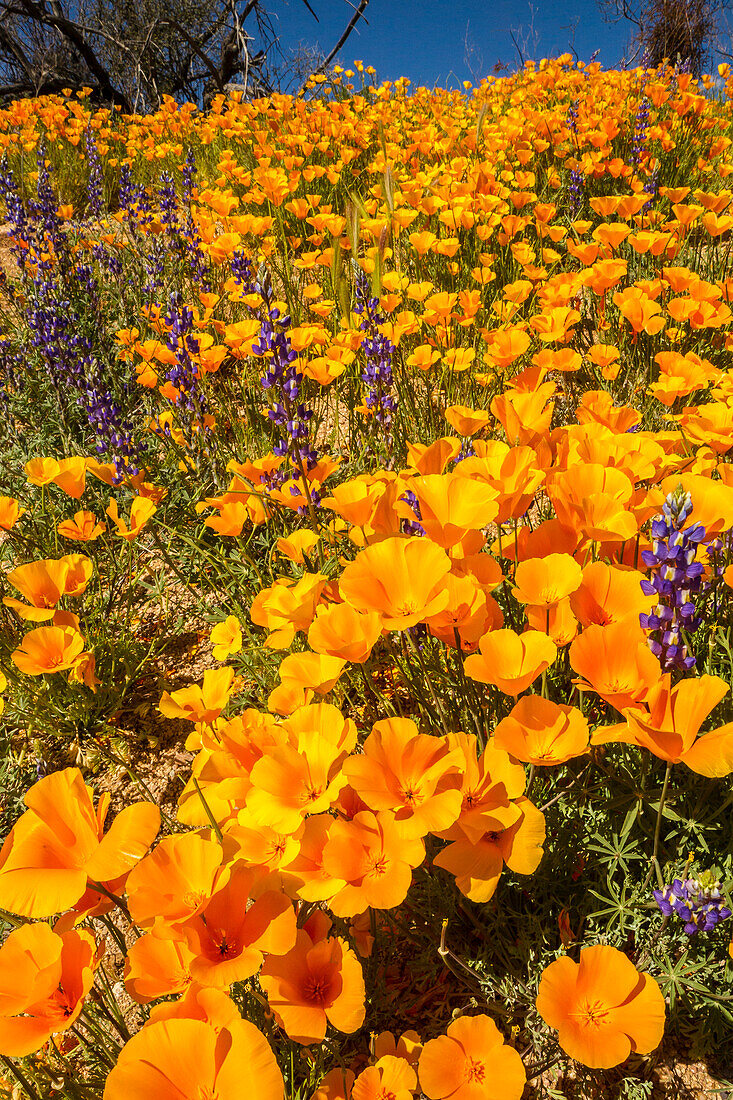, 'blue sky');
271,0,638,87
